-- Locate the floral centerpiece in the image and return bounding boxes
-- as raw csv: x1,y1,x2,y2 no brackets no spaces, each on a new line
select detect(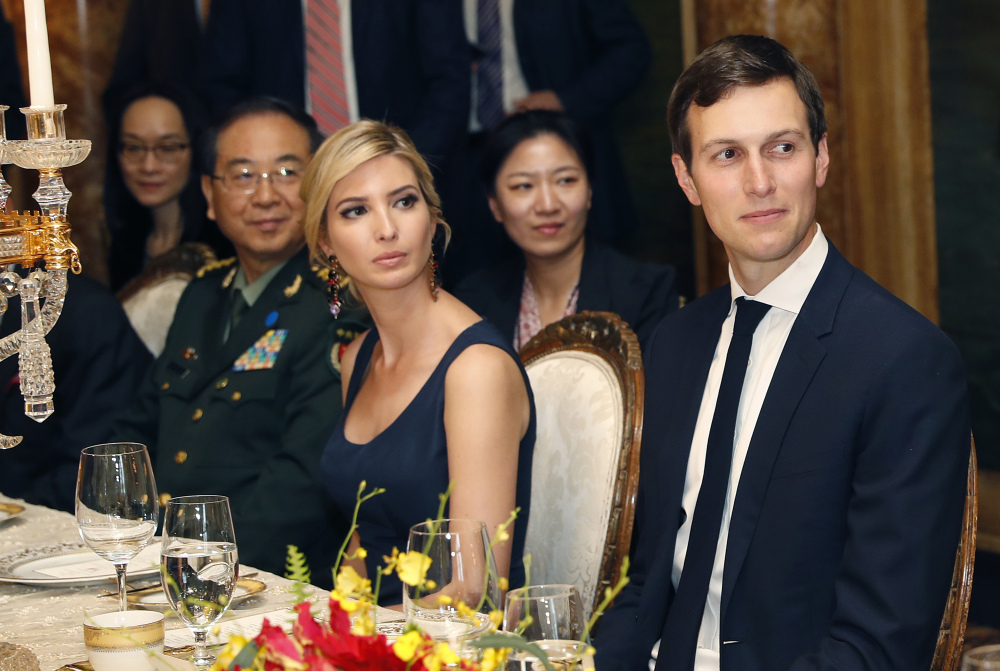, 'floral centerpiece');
207,483,628,671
